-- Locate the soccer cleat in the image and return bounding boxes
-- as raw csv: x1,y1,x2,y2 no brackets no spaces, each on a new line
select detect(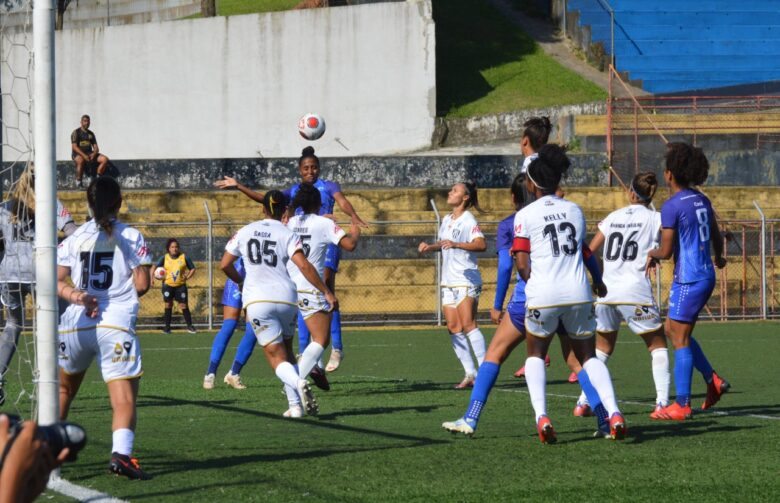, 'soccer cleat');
187,325,197,334
568,372,579,384
203,373,215,390
0,380,5,406
162,327,171,334
109,452,151,480
536,415,557,444
649,403,667,420
513,354,551,378
223,371,246,390
297,379,319,416
442,418,475,437
609,413,627,440
454,374,475,389
309,365,331,391
701,371,731,410
594,417,612,439
325,349,343,372
283,405,303,418
651,402,692,421
573,402,593,417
